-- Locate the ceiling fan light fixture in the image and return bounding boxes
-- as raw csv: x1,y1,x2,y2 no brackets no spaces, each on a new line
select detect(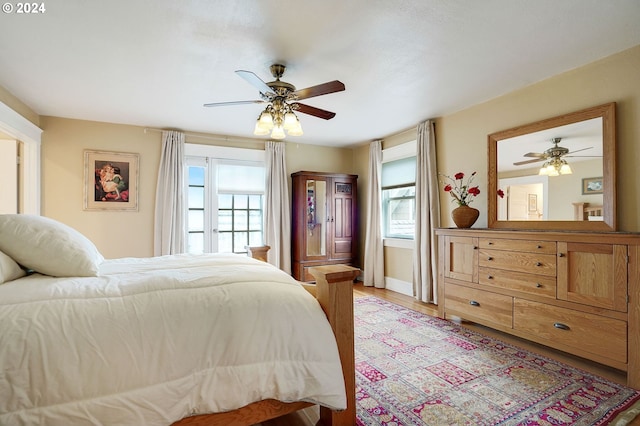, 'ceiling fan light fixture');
258,110,274,129
283,111,298,130
288,119,304,136
539,163,549,175
271,124,286,140
253,120,270,136
559,161,572,175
